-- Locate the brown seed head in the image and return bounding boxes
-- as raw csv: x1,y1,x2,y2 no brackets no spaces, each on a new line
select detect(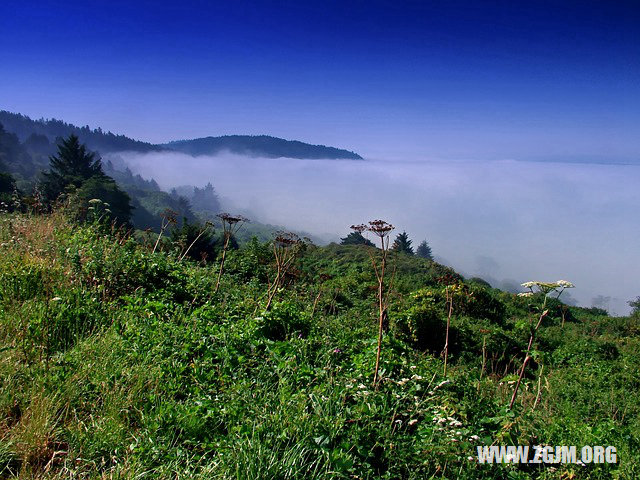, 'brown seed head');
274,231,300,248
217,213,248,225
367,219,394,237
